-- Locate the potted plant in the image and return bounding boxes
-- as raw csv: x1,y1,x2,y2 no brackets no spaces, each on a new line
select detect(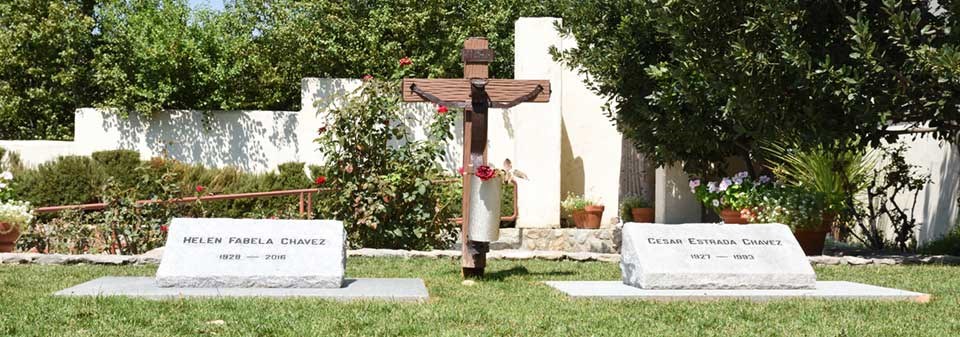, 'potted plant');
763,142,876,240
690,172,771,224
0,170,31,252
752,185,829,255
562,192,604,229
621,195,654,223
